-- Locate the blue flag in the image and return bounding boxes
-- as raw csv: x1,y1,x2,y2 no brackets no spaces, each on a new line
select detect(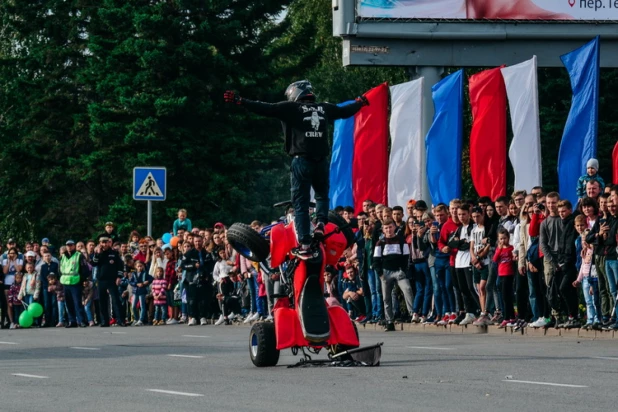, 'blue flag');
425,70,463,205
329,101,355,209
558,36,600,205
